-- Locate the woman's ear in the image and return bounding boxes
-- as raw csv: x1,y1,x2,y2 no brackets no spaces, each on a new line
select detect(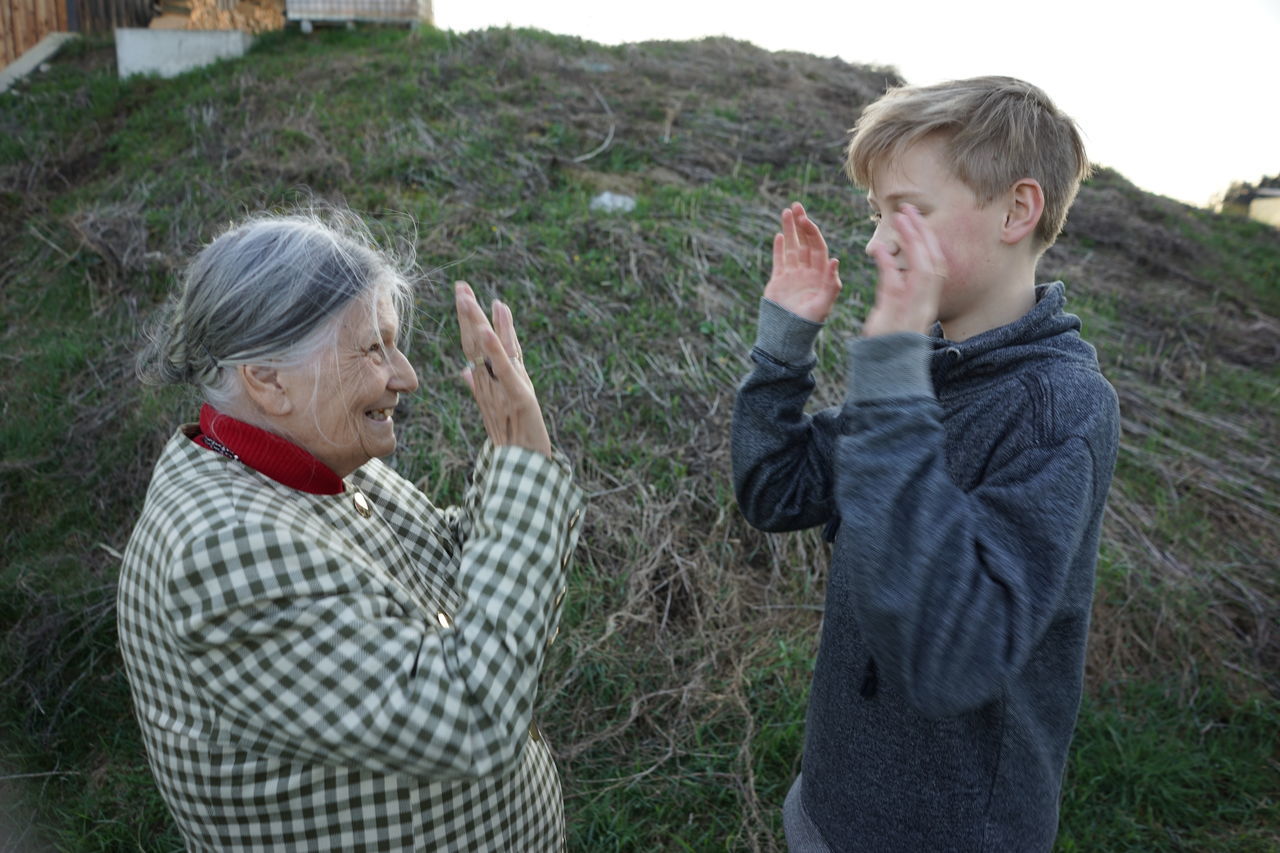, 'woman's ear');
1001,178,1045,246
238,365,293,416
